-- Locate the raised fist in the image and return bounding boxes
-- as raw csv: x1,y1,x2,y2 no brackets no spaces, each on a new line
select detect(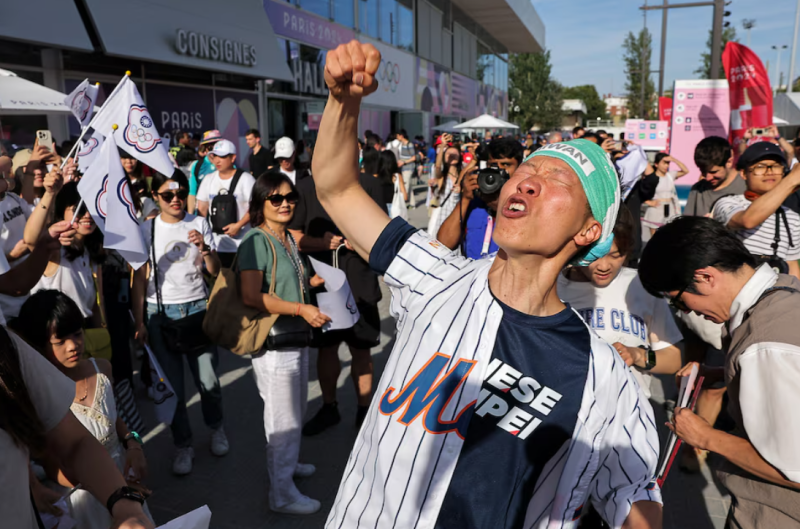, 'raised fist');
324,40,381,101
